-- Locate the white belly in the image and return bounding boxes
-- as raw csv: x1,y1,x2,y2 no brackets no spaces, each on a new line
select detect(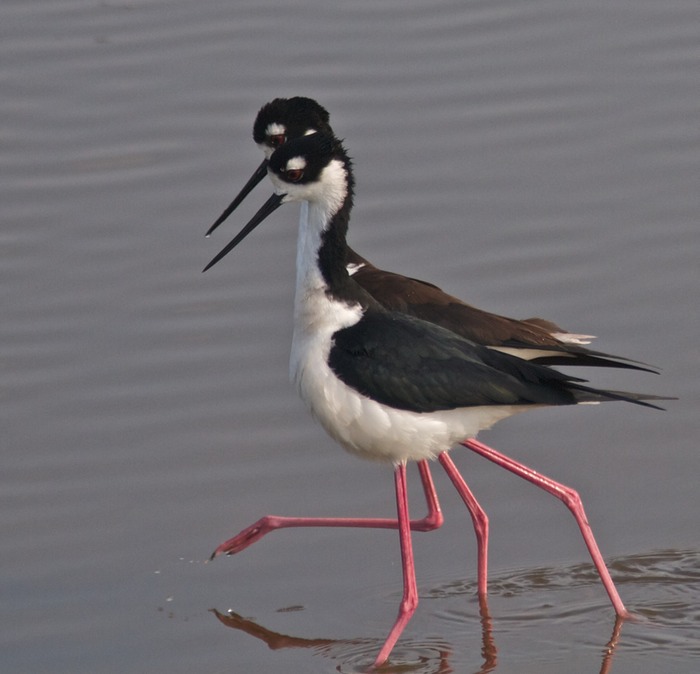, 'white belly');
290,319,527,464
